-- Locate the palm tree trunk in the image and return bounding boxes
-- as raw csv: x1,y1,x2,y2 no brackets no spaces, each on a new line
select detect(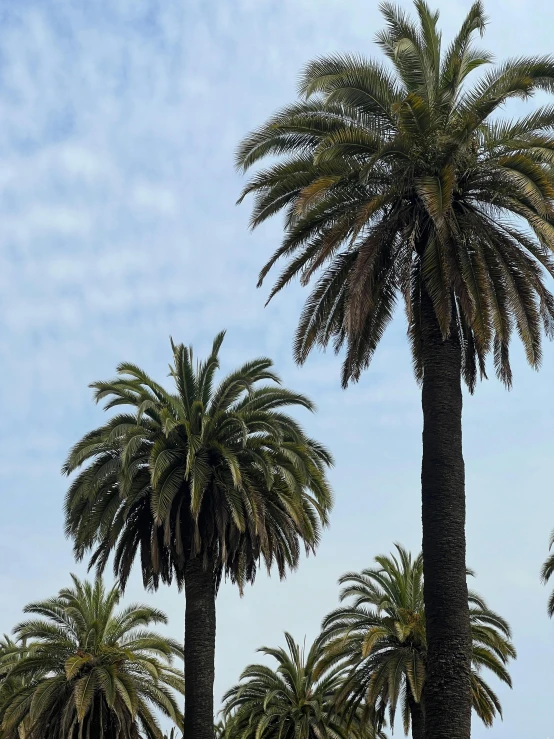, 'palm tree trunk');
408,692,425,739
420,289,472,739
184,555,217,739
